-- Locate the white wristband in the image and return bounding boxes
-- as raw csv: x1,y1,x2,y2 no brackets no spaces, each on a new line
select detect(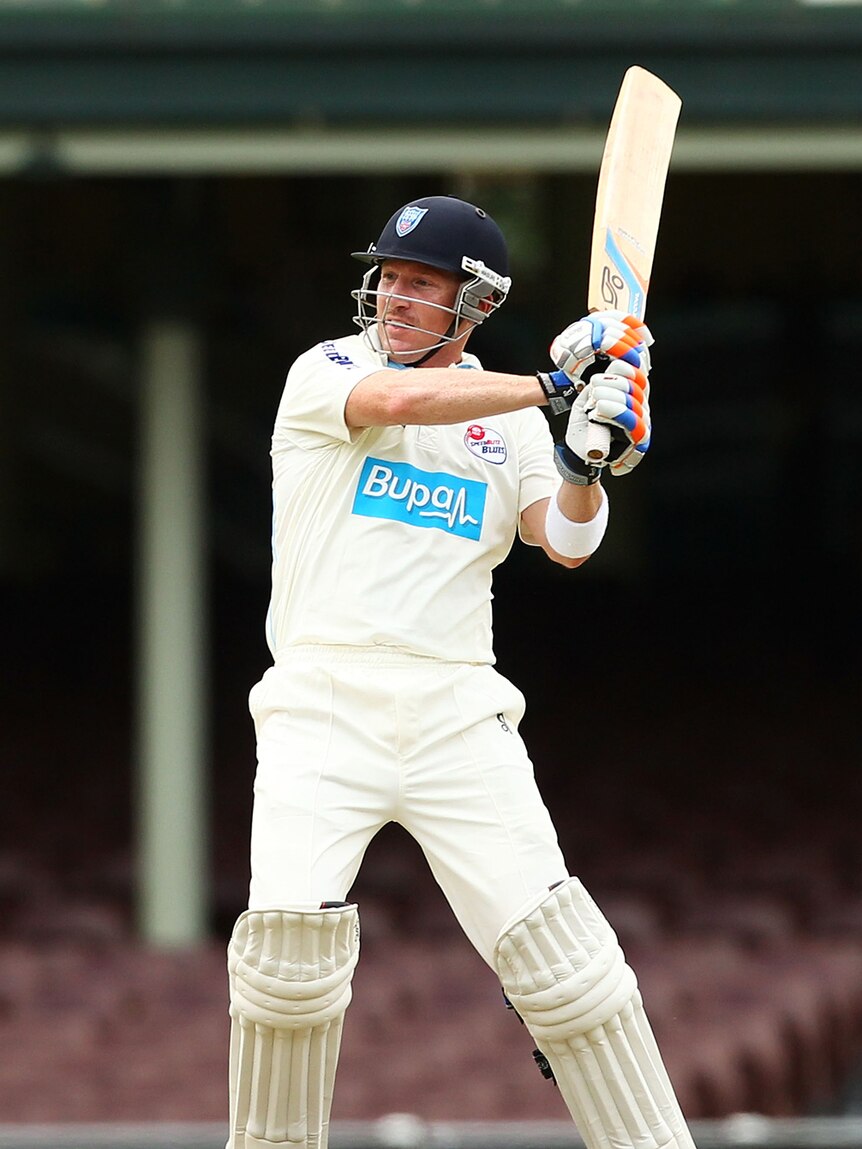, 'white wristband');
544,484,608,558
